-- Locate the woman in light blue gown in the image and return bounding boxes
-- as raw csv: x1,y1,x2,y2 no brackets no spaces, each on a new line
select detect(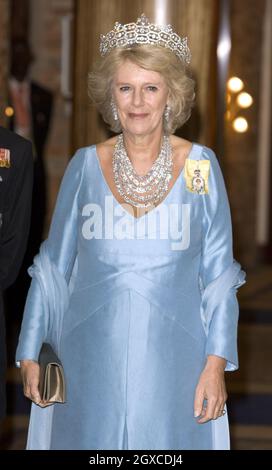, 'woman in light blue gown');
16,15,245,450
